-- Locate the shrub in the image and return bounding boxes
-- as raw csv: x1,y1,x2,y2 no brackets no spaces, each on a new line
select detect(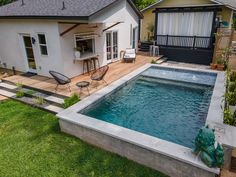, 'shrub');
228,82,236,92
16,82,23,89
16,83,24,98
227,92,236,106
25,90,36,96
216,58,224,65
233,18,236,30
34,96,46,105
151,59,157,64
63,93,80,108
230,72,236,82
16,90,24,98
224,109,235,126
